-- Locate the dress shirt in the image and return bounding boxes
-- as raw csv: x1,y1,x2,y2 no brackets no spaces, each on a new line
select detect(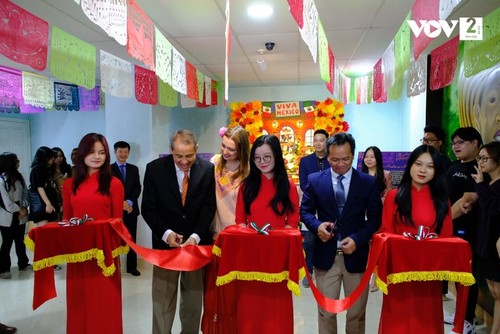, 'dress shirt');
330,167,352,200
161,164,200,245
118,163,133,207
